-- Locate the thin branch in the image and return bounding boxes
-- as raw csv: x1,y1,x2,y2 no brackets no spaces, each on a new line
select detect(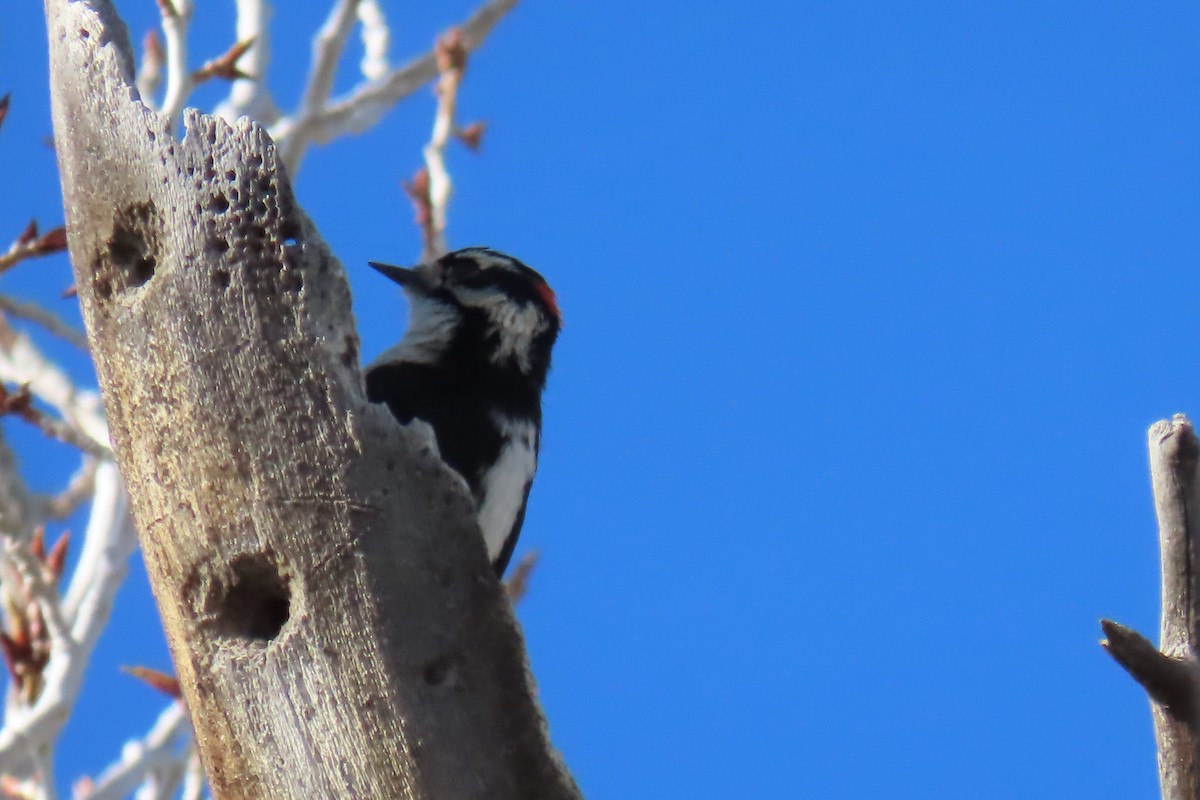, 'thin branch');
420,30,467,261
135,30,164,104
178,748,205,800
276,0,363,171
0,464,136,776
504,550,537,604
29,746,55,800
1101,619,1200,714
0,315,110,452
61,462,136,643
271,0,517,167
357,0,390,80
2,537,71,655
191,38,256,85
0,224,67,275
304,0,363,115
0,385,110,460
156,0,193,124
35,457,99,521
213,0,279,125
0,296,89,351
83,702,191,800
0,428,36,541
